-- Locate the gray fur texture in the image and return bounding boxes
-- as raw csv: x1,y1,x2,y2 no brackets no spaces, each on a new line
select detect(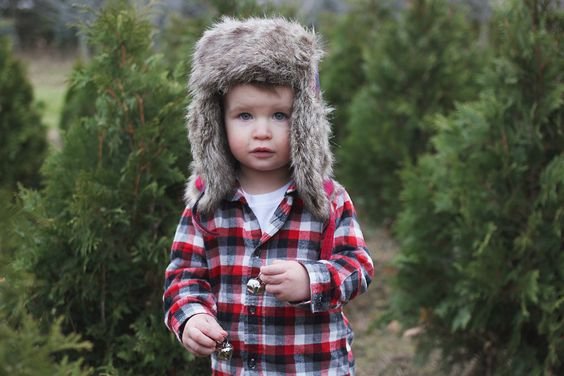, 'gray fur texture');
185,17,334,220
